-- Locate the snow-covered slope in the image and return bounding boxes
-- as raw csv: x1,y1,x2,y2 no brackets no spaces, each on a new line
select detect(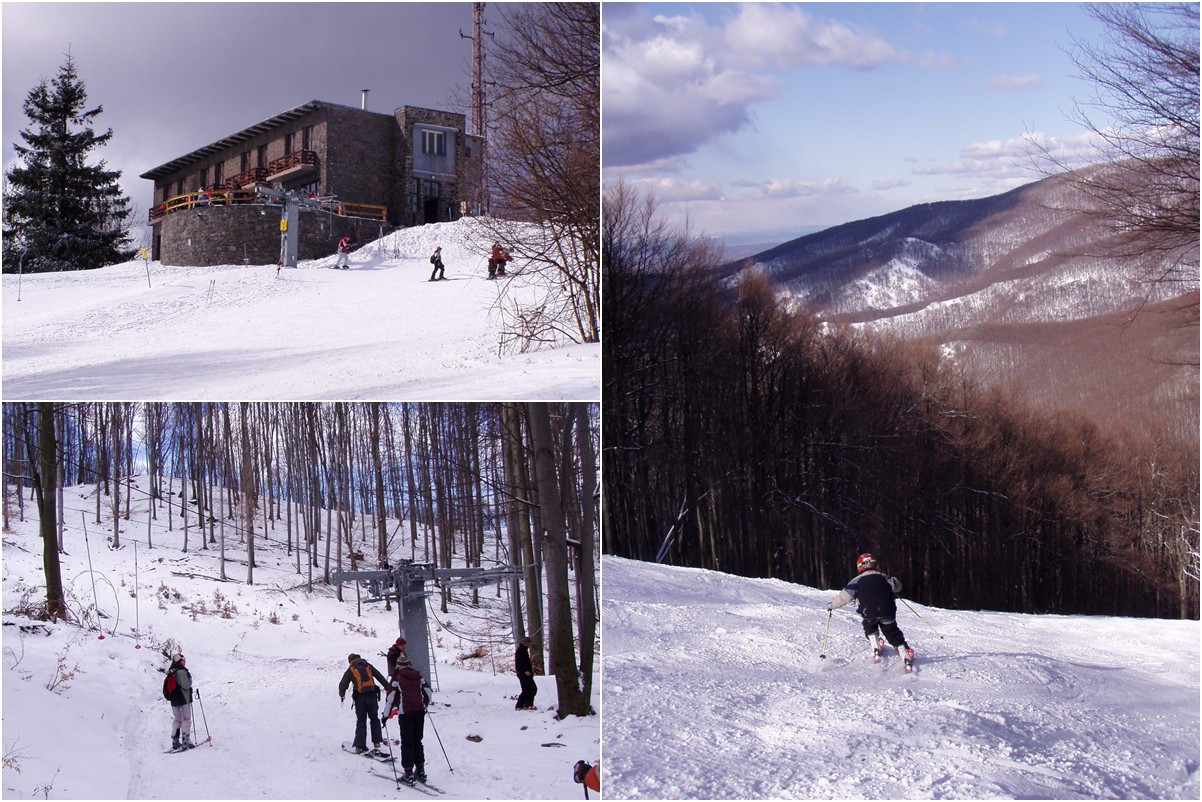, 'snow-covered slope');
2,479,599,800
602,556,1199,800
2,219,598,401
